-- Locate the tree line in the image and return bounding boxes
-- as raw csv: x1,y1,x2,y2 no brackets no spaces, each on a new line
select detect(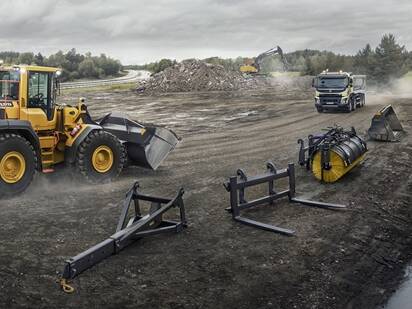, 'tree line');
2,34,409,85
130,34,410,86
0,49,122,81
